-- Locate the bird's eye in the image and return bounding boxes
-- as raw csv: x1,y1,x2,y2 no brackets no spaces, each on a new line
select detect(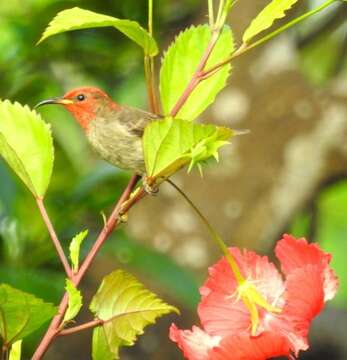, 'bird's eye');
77,94,85,101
